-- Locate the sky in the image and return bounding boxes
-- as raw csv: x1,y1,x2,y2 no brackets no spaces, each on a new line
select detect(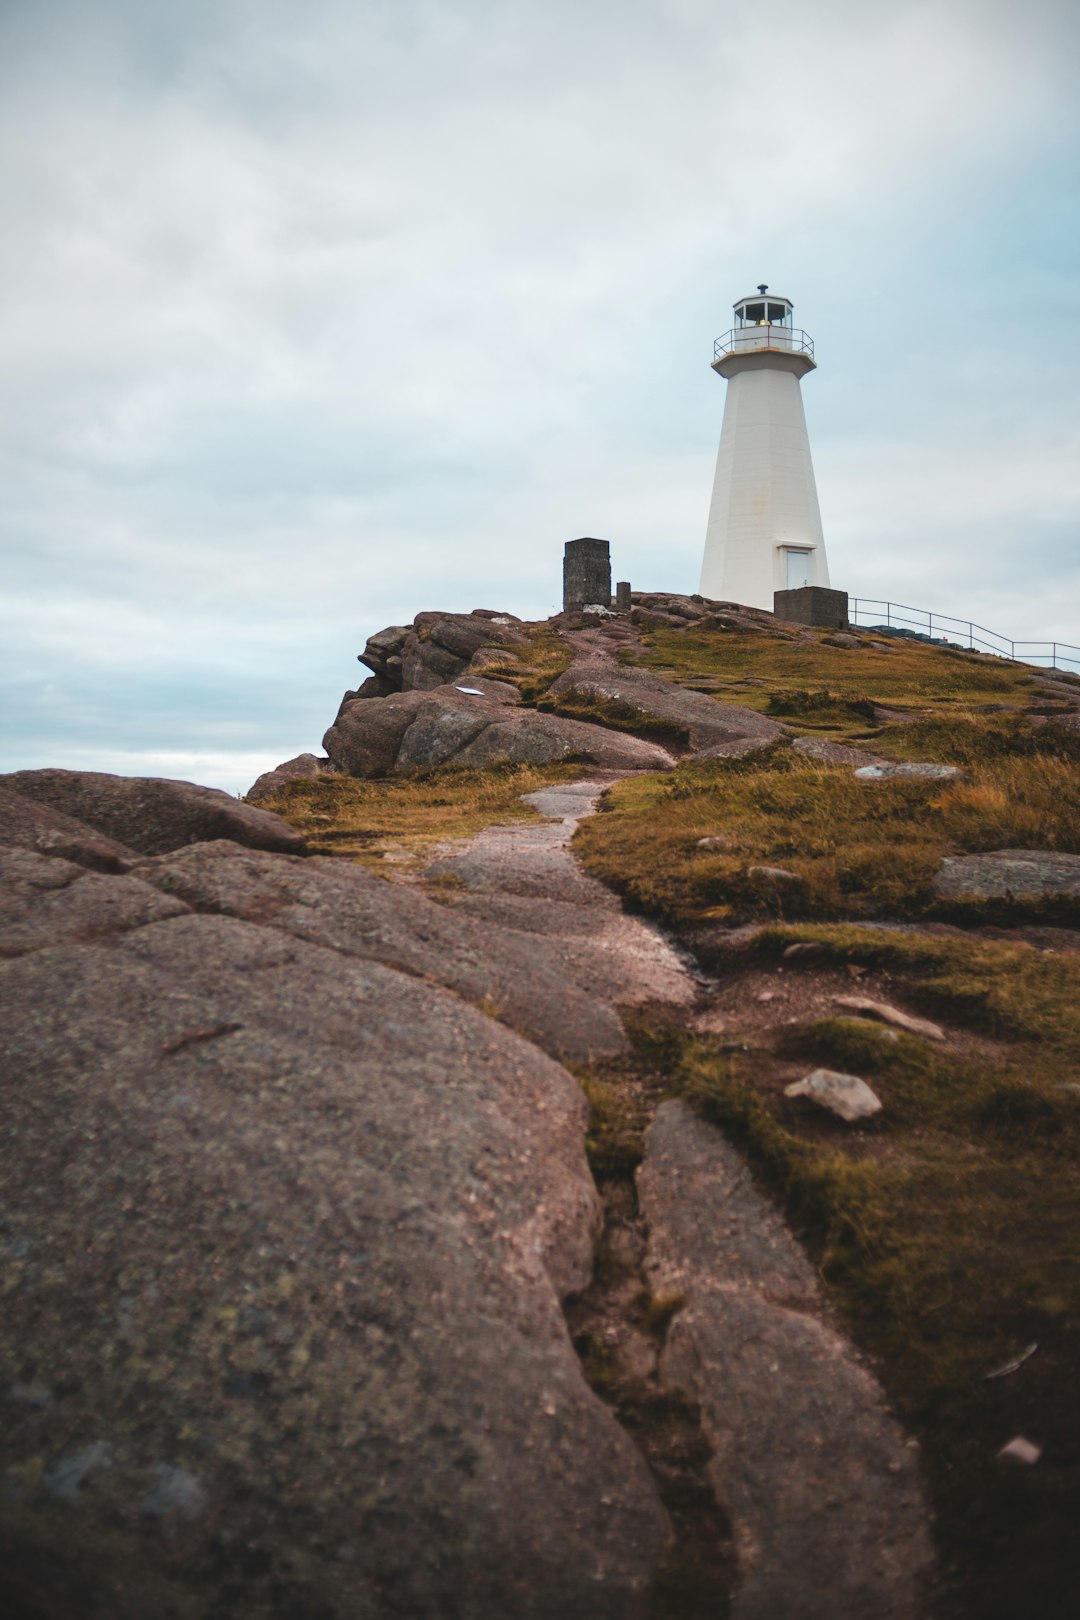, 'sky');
2,0,1079,794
